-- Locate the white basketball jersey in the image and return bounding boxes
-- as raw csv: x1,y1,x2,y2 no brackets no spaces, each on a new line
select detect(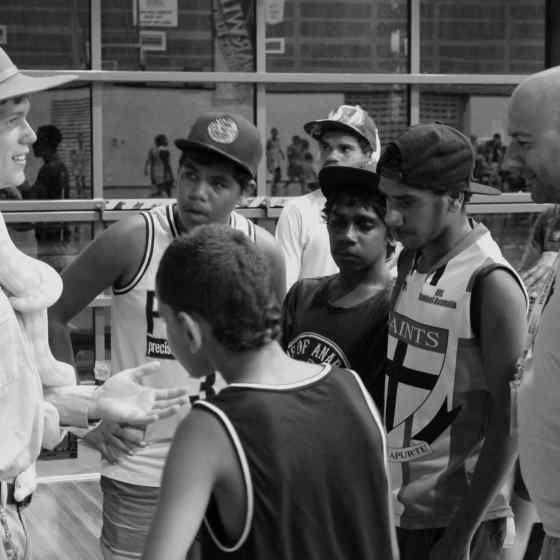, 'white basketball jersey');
105,203,256,486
